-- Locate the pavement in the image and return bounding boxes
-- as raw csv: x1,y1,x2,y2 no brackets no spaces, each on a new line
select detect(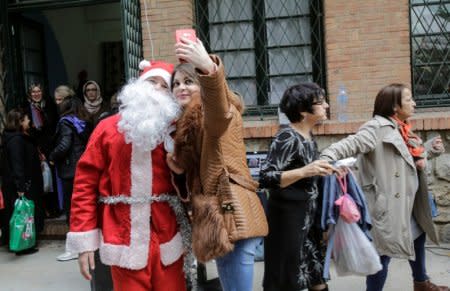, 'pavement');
0,240,449,291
